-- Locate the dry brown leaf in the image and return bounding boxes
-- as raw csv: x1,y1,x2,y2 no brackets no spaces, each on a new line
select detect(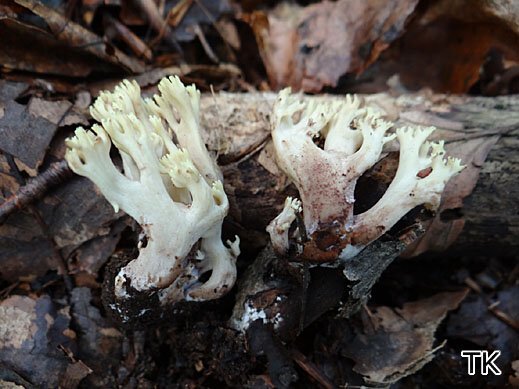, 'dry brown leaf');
424,0,519,37
392,18,518,93
361,0,519,94
61,360,93,389
0,17,97,77
1,0,144,76
15,0,144,73
342,290,468,385
250,0,419,91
